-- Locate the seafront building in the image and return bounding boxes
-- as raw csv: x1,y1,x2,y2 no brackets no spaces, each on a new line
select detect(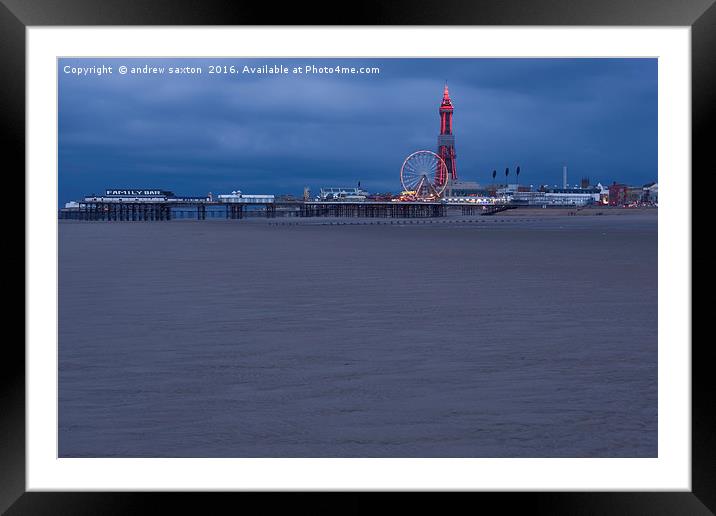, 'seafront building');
643,182,658,204
444,180,486,198
608,182,657,206
318,187,368,201
512,188,600,207
215,190,275,203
